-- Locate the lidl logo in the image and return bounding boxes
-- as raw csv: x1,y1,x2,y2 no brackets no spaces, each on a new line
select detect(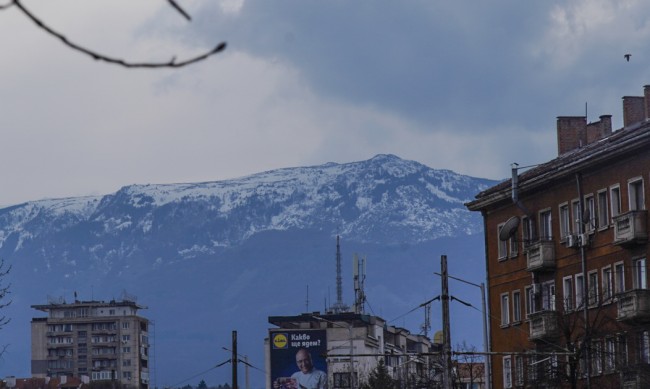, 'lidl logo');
272,333,288,349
